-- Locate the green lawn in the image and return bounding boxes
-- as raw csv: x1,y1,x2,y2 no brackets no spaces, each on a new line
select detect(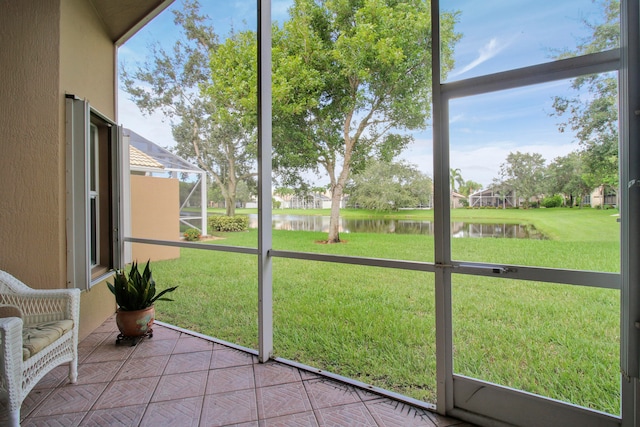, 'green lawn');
153,207,621,414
